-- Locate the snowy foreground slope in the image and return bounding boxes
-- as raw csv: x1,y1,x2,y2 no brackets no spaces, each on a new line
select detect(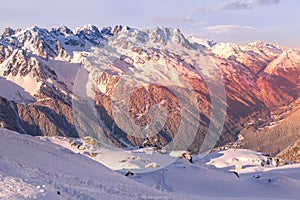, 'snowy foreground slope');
0,128,176,200
1,128,300,200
